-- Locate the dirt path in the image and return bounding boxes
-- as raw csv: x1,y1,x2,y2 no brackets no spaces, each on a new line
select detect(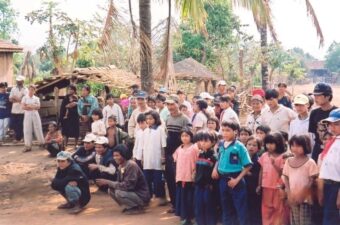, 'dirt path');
0,146,178,225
